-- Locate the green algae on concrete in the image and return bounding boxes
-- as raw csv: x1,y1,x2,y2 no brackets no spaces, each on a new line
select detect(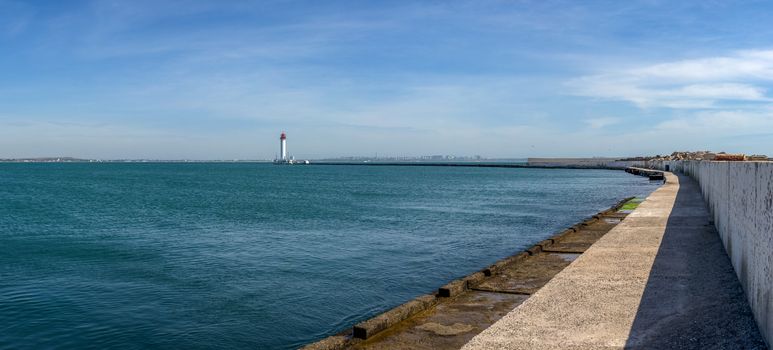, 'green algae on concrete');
618,197,645,212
